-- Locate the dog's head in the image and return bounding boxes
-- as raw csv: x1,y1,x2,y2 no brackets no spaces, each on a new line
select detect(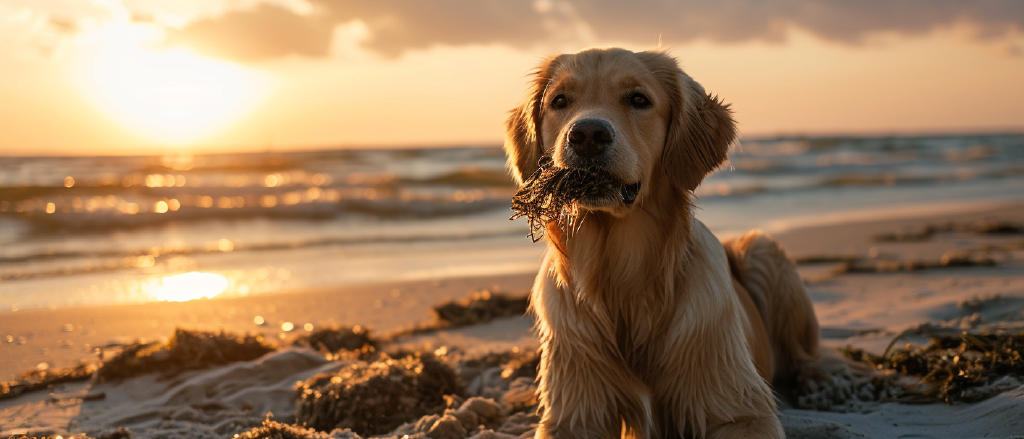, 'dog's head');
504,48,736,217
